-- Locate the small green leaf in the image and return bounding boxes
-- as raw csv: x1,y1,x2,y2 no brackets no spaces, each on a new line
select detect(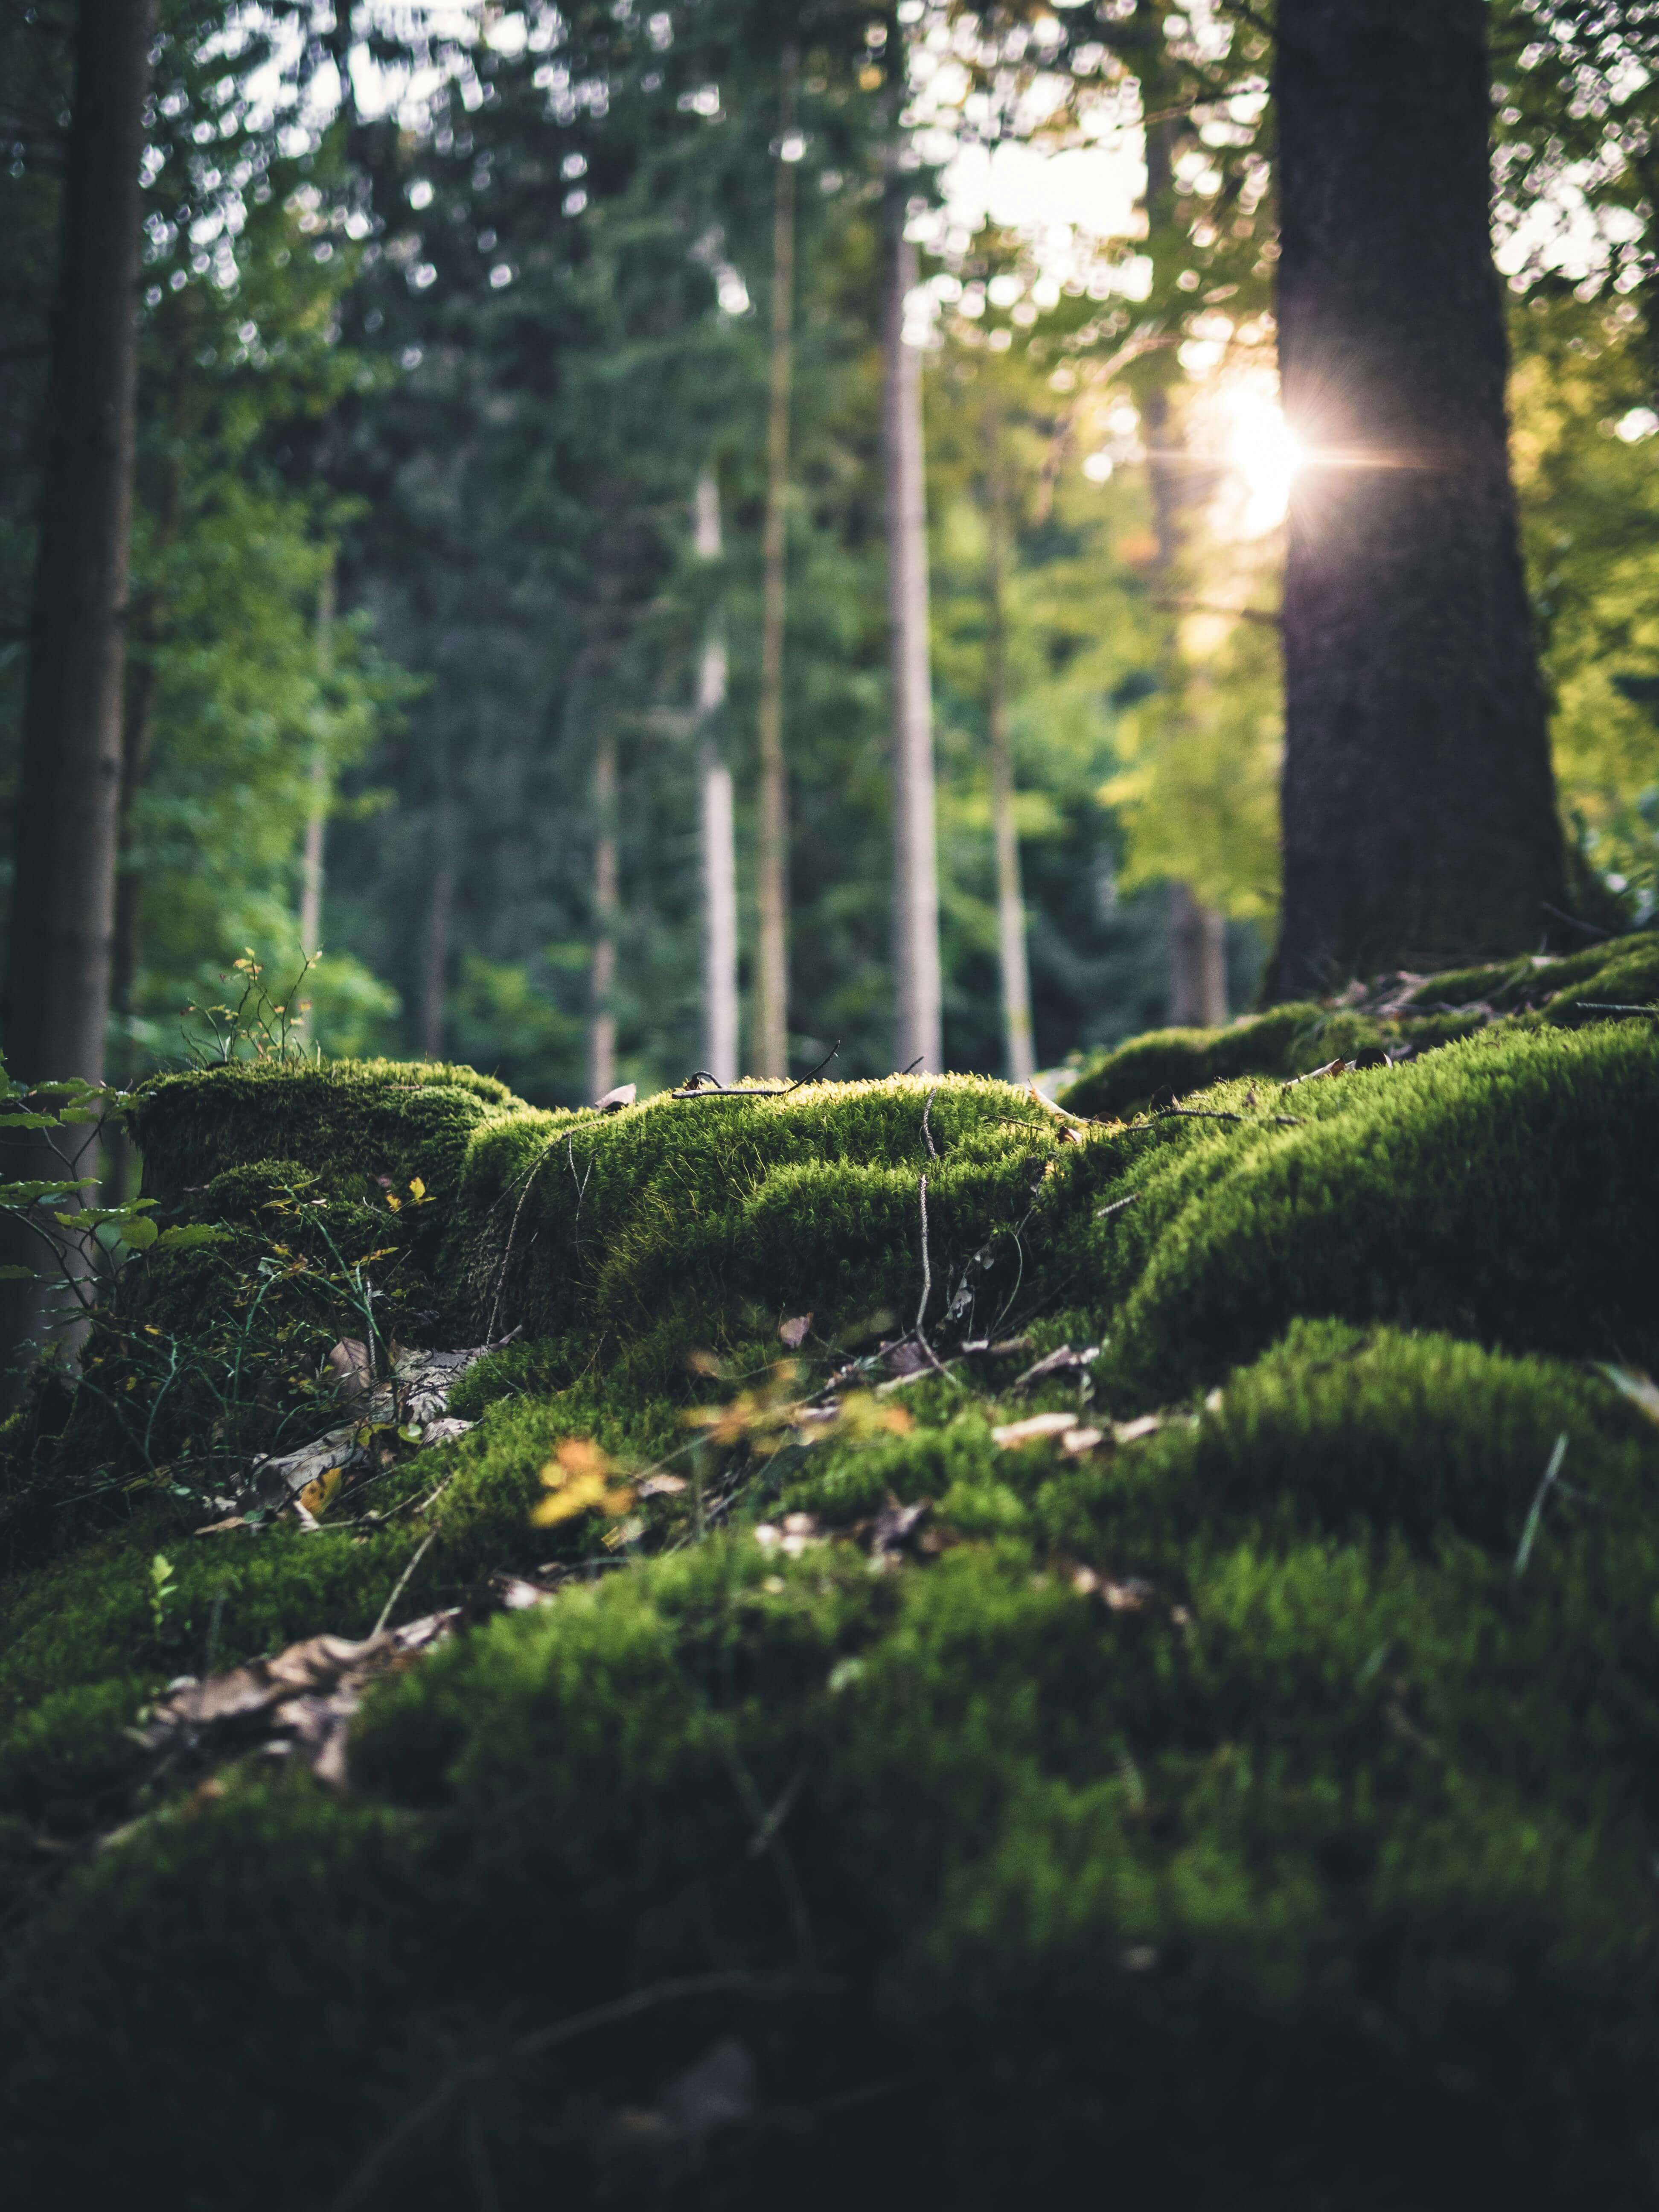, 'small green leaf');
155,1223,228,1251
119,1217,159,1252
0,1264,35,1281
